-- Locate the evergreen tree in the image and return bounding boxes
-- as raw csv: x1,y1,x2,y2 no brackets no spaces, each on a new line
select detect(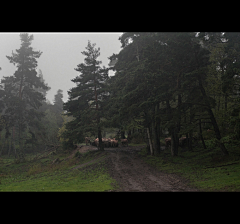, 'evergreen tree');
53,89,64,114
63,40,109,150
1,33,49,159
51,89,64,130
108,32,230,156
34,69,50,99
